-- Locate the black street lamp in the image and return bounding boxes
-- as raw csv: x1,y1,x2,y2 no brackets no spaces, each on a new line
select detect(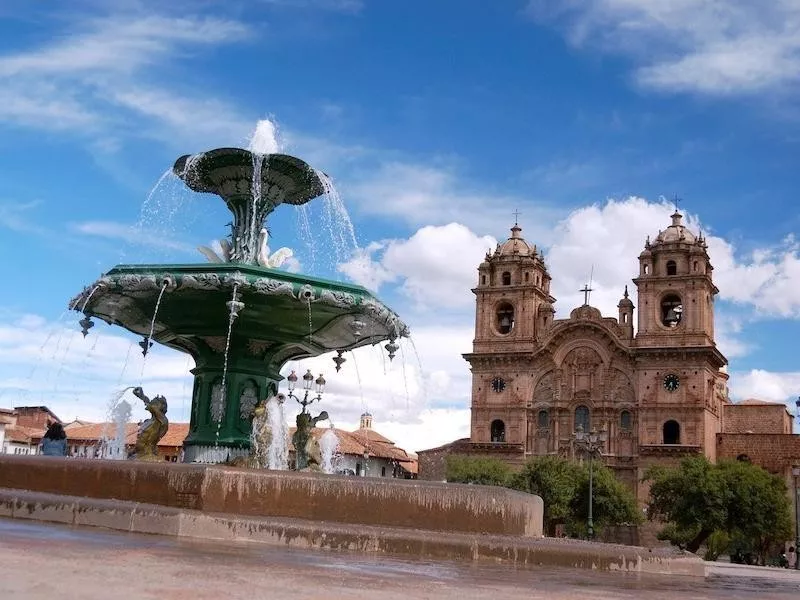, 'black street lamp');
793,465,800,570
573,424,608,540
285,369,326,413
